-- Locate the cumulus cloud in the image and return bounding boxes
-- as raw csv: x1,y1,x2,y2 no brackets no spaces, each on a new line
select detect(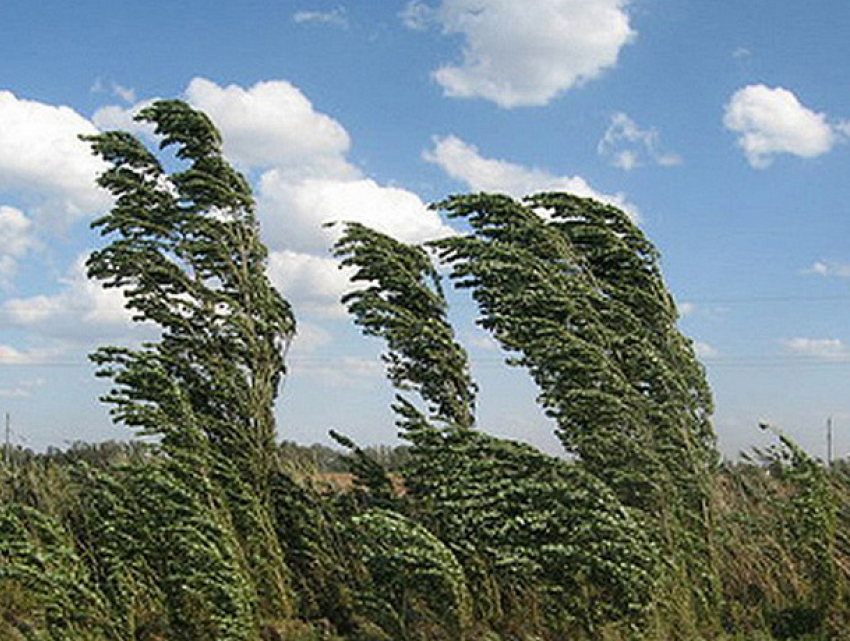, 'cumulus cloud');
423,134,636,216
784,337,850,361
2,254,140,343
293,7,349,28
403,0,635,108
693,341,719,359
171,76,460,315
268,250,354,318
185,78,357,177
259,173,452,254
597,112,681,170
0,91,110,220
806,261,850,279
724,85,840,168
0,206,40,286
90,78,455,322
0,344,64,366
94,78,357,178
91,99,158,138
